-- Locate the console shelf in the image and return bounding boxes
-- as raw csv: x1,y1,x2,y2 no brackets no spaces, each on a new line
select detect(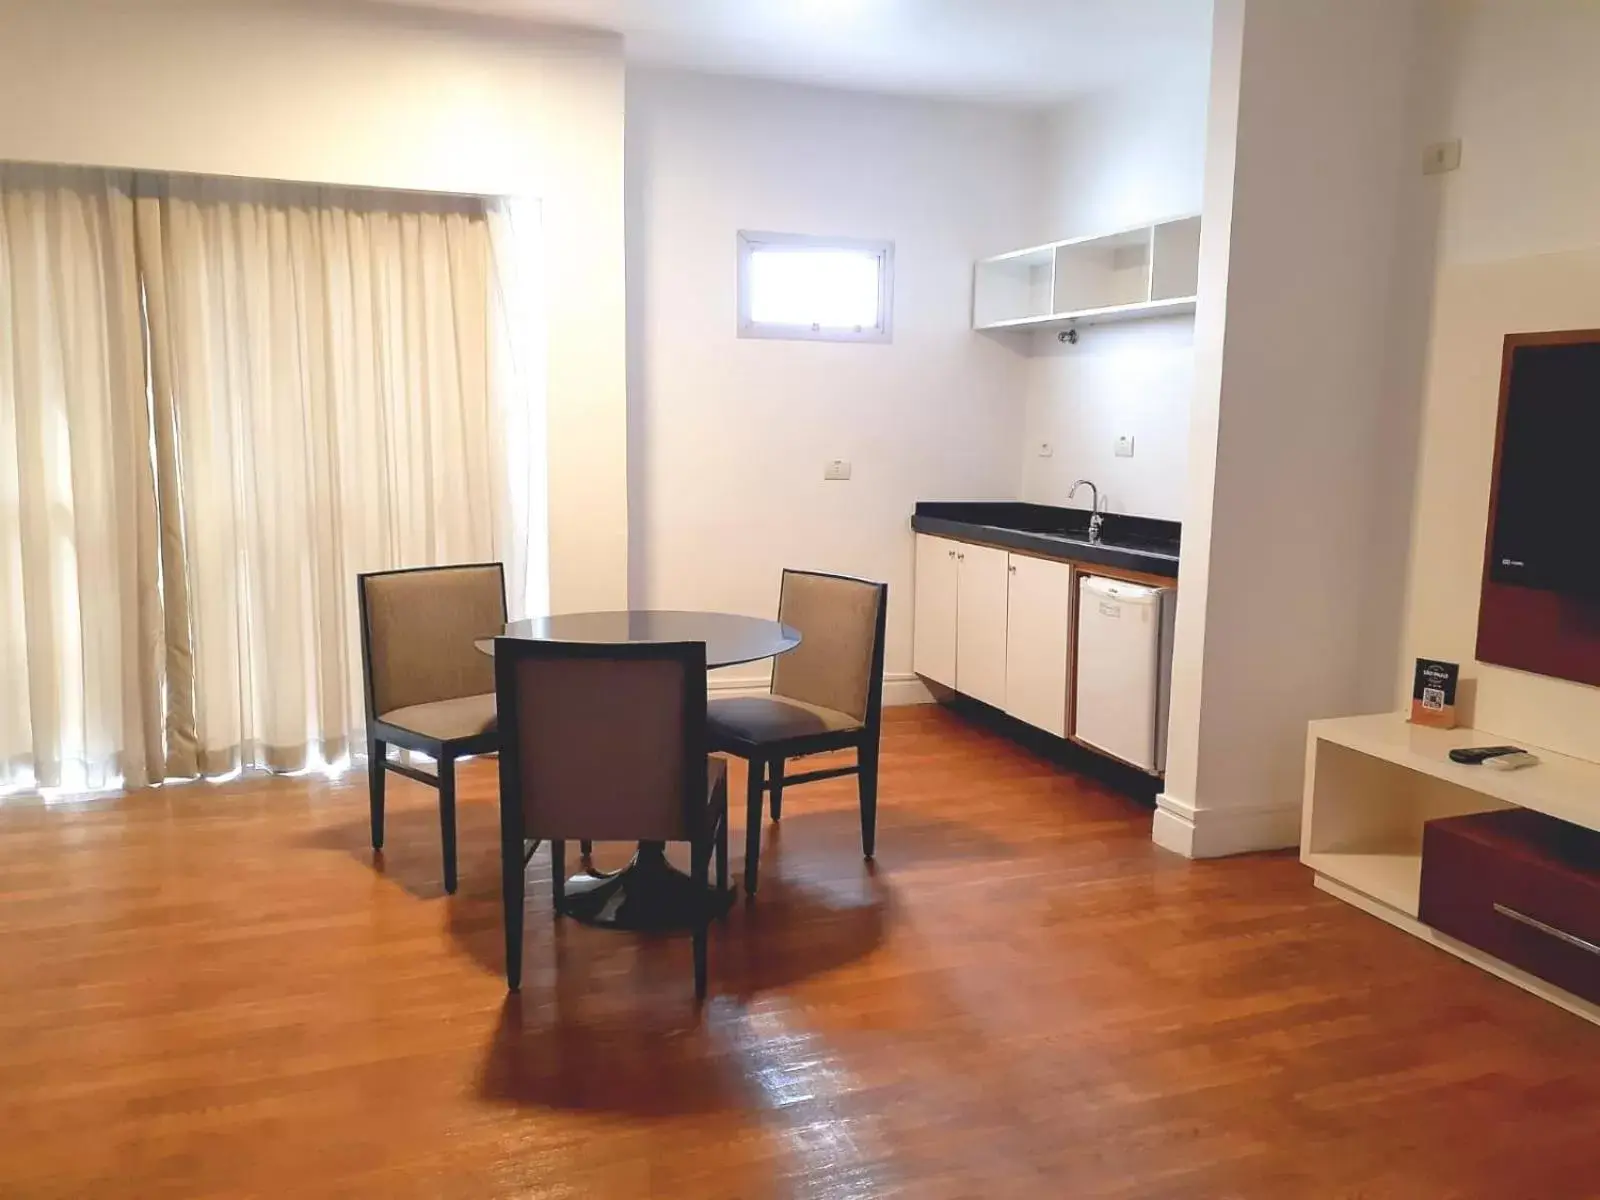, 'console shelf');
1302,712,1600,1024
